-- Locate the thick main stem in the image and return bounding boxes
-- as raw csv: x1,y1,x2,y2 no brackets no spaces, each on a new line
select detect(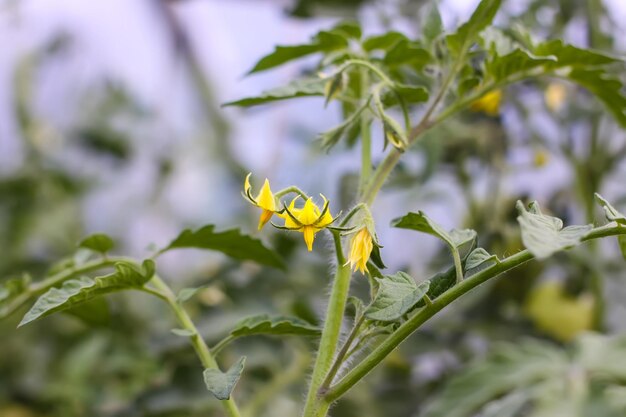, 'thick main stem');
302,235,352,417
151,275,242,417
